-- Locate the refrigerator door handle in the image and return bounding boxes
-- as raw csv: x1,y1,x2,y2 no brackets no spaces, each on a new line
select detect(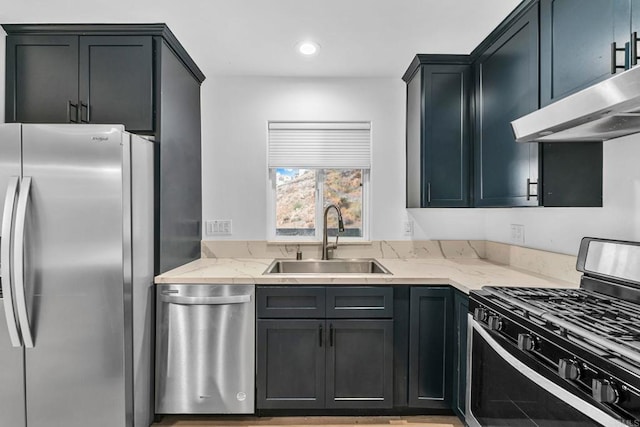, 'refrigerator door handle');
159,293,251,305
13,177,34,348
1,177,22,347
